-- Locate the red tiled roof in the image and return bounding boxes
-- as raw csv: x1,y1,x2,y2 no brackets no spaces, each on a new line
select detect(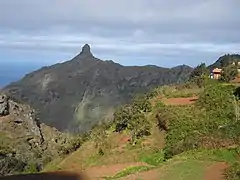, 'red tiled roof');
212,68,222,73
